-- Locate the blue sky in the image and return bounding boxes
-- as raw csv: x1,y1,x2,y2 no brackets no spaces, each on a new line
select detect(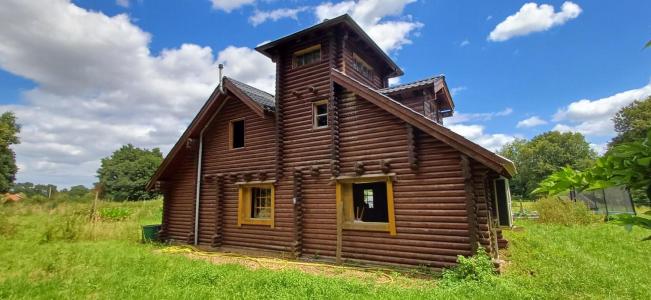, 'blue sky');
0,0,649,187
